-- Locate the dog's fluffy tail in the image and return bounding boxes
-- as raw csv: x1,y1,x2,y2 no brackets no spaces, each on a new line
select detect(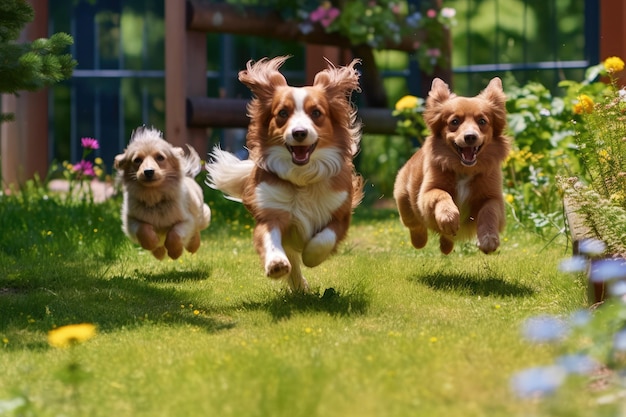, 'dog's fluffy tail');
205,147,254,201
